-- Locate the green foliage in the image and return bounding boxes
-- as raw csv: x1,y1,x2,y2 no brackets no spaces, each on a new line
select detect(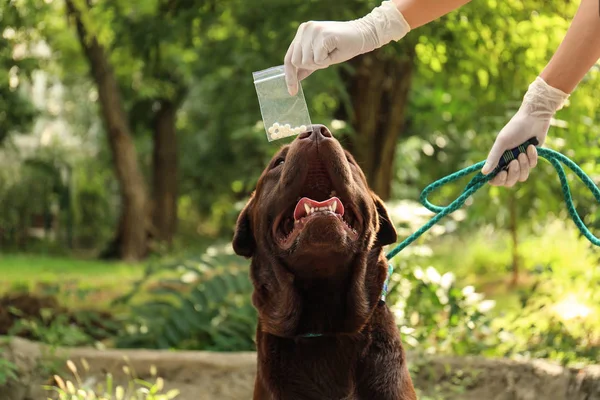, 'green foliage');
5,299,121,348
0,144,117,252
0,151,68,250
0,4,38,144
425,218,600,366
114,246,256,351
499,291,599,366
45,359,180,400
493,220,600,365
71,159,117,250
8,311,93,348
0,349,18,386
389,262,497,356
